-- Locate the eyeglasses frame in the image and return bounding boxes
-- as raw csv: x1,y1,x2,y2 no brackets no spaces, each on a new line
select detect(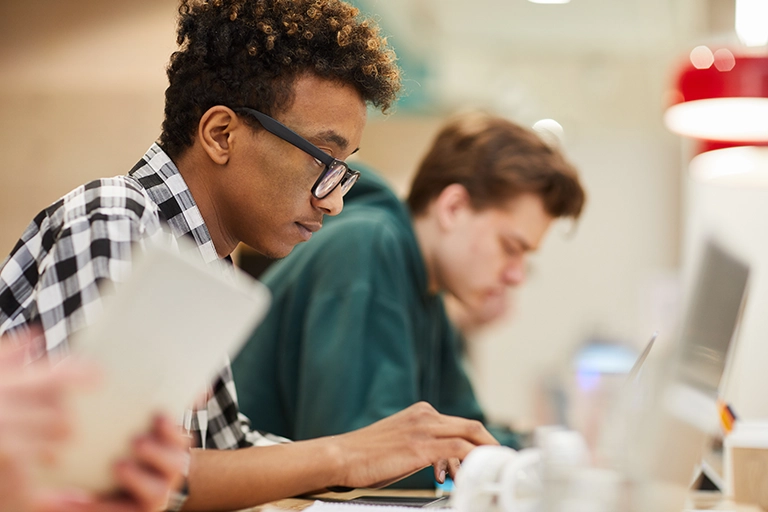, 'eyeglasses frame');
234,107,360,199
